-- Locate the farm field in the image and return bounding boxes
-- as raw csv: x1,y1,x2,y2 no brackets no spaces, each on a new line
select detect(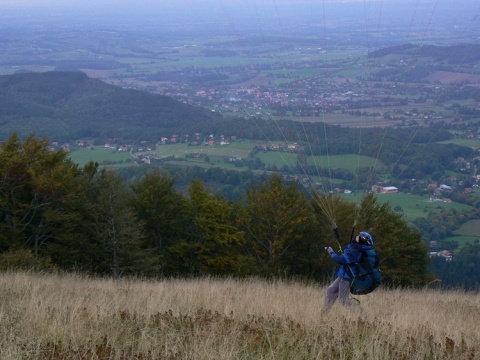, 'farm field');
68,144,477,223
443,235,480,250
68,146,134,166
255,151,298,169
70,142,386,172
346,192,476,222
437,137,480,147
69,141,259,167
309,154,384,171
454,219,480,240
